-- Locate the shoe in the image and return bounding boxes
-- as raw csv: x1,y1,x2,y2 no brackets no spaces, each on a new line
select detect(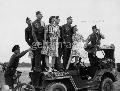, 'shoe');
52,68,57,72
88,76,92,80
59,69,64,72
47,67,53,72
